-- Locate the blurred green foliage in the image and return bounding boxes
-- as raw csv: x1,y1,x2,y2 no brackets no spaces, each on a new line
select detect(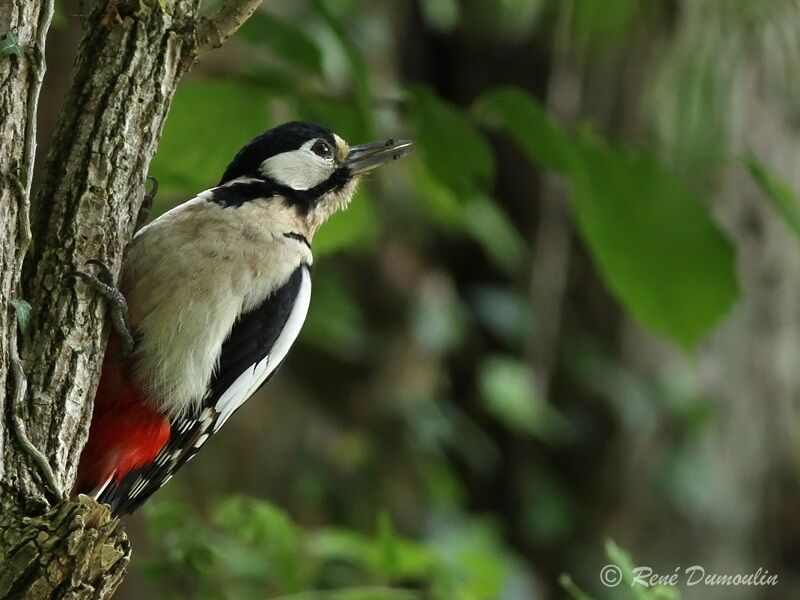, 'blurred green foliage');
558,540,682,600
128,0,800,598
144,497,518,600
151,15,740,350
475,88,739,347
746,156,800,241
145,497,682,600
